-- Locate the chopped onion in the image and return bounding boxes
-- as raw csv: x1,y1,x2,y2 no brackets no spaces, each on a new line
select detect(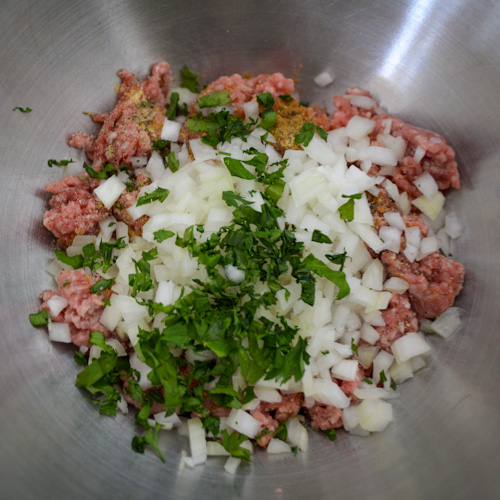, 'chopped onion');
331,359,359,381
207,442,230,456
350,95,376,109
414,172,438,198
383,277,409,294
48,322,71,343
129,352,153,390
225,264,245,284
445,212,463,239
345,116,376,141
188,417,207,466
46,295,68,317
254,386,282,403
313,71,334,87
286,418,309,451
224,457,241,474
412,191,445,220
356,399,393,432
391,332,432,363
94,176,127,209
430,307,462,339
160,118,181,142
226,409,262,438
267,439,292,454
